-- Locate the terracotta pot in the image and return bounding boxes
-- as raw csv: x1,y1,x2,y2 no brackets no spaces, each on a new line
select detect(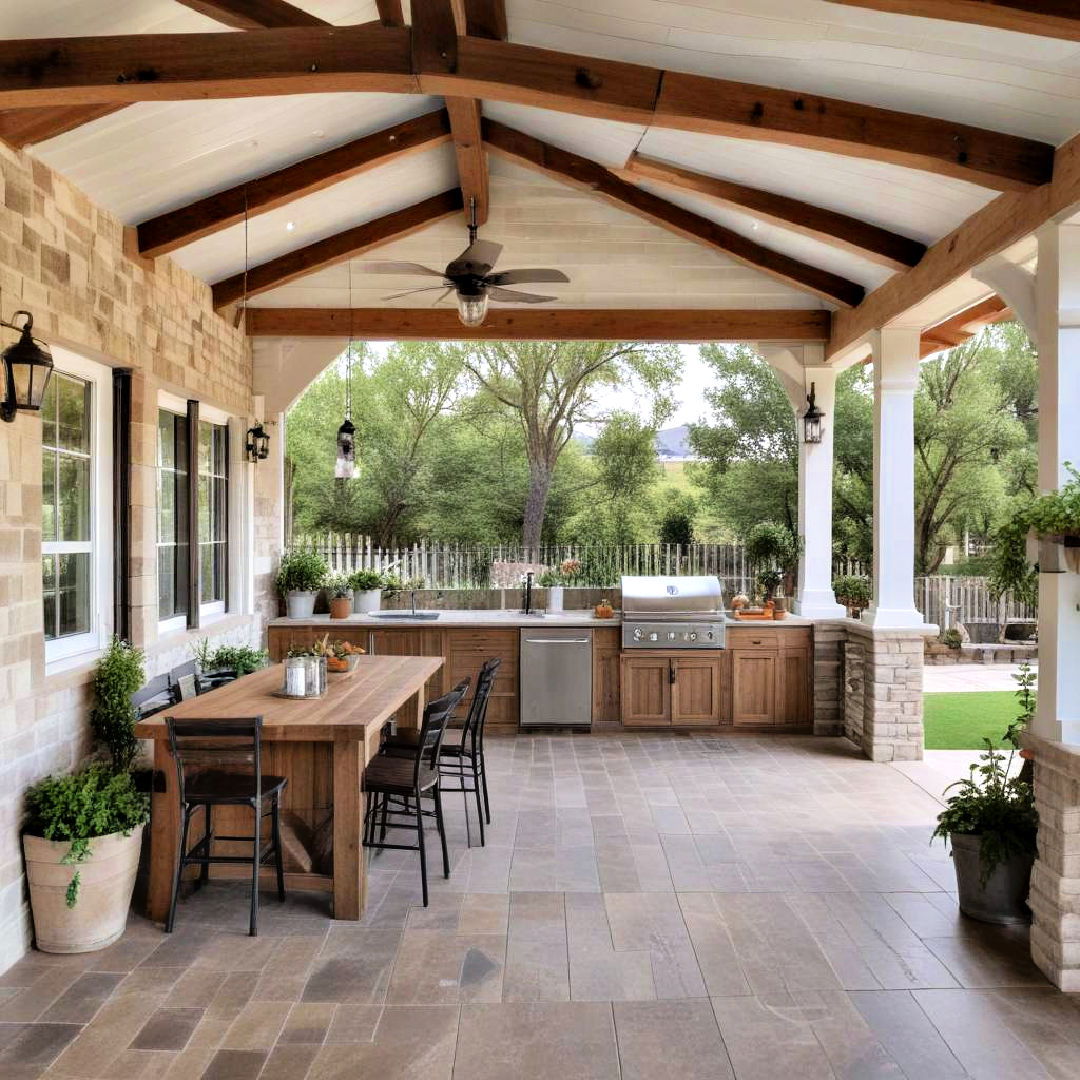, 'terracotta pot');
24,826,144,953
329,596,352,619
